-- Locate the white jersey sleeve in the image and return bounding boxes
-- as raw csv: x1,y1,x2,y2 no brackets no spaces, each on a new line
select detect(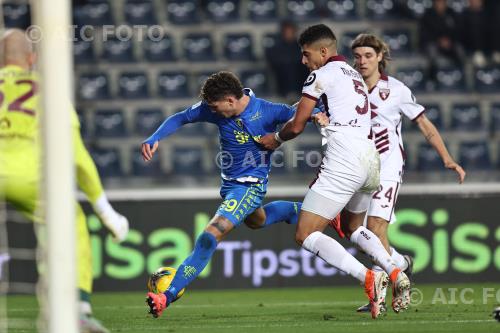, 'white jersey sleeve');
302,71,324,100
399,85,425,121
